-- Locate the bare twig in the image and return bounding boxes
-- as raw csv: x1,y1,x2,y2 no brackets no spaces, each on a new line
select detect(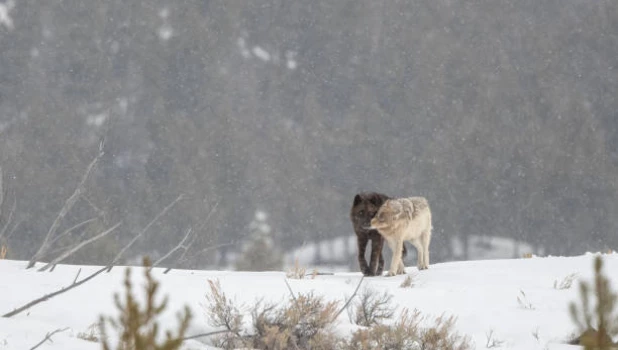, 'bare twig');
182,329,232,341
176,241,234,266
333,276,365,321
170,234,197,266
170,201,219,268
0,194,16,242
29,327,70,350
47,217,99,247
106,194,184,272
38,221,122,272
284,278,297,302
4,218,21,241
195,201,219,233
3,264,111,318
151,227,194,269
73,268,82,284
485,329,505,348
28,149,104,268
0,166,3,216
